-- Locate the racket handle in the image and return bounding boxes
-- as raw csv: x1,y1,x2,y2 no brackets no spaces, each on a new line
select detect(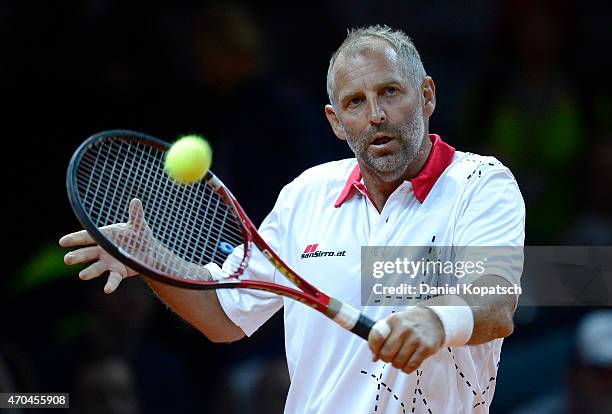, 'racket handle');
351,313,376,340
327,298,376,341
